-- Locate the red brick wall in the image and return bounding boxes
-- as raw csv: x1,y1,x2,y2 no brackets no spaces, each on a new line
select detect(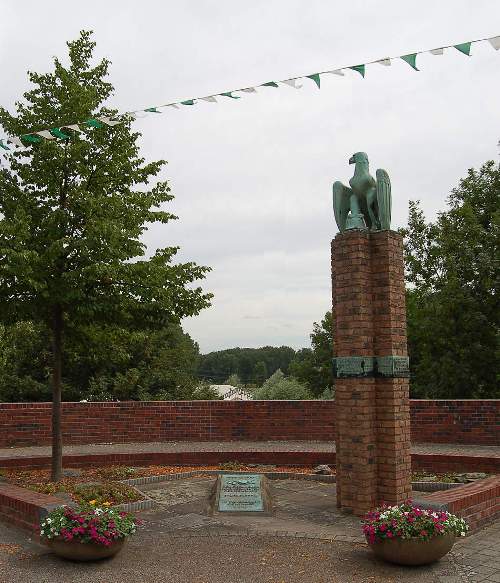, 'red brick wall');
0,399,498,448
